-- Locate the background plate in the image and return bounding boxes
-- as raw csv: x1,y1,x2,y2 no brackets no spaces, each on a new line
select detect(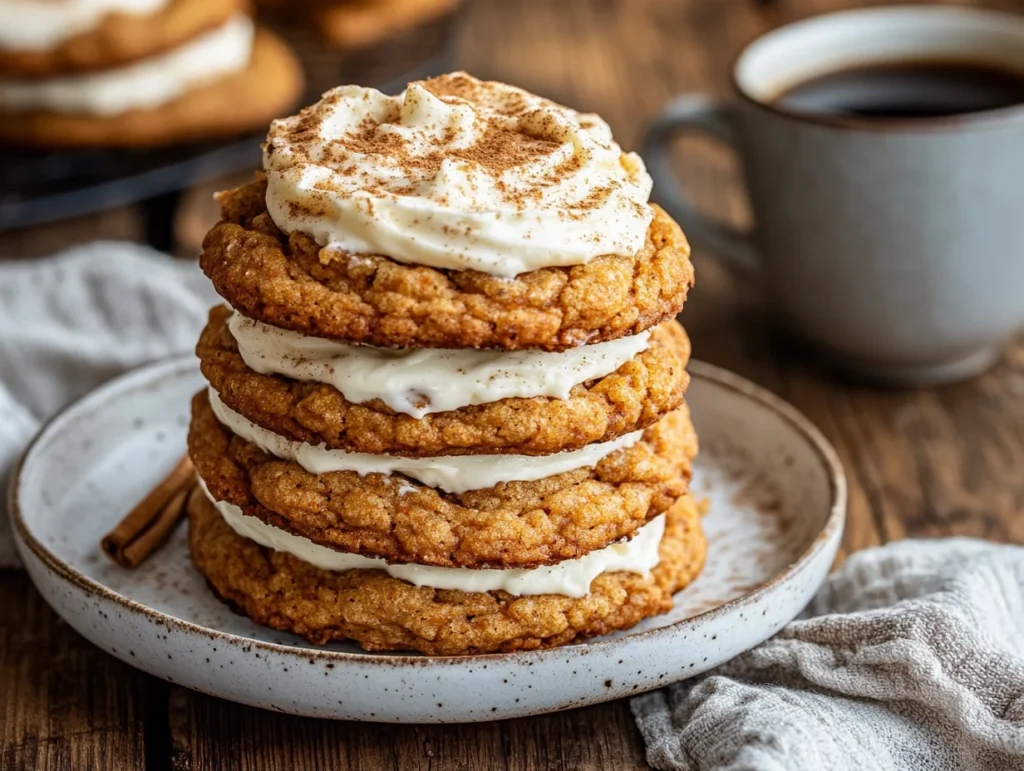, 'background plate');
11,356,845,723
